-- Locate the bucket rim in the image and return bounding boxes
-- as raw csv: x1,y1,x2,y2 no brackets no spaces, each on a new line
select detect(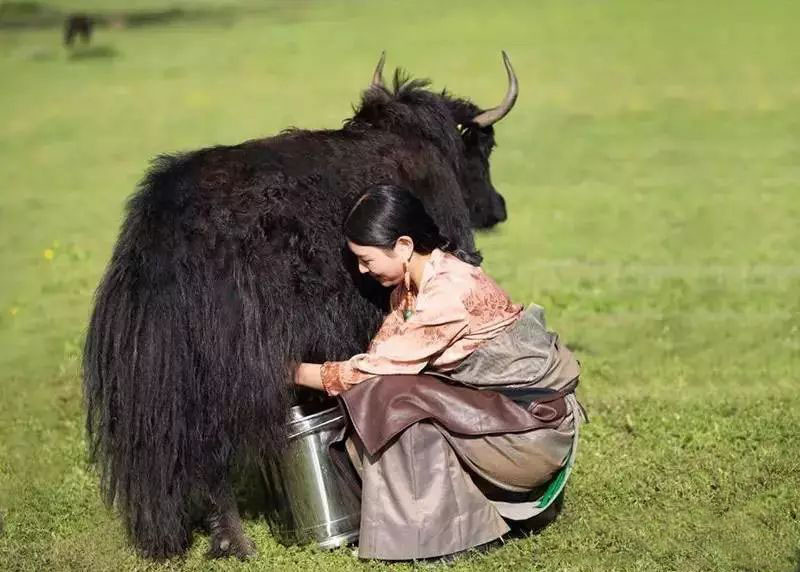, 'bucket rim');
287,403,344,435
